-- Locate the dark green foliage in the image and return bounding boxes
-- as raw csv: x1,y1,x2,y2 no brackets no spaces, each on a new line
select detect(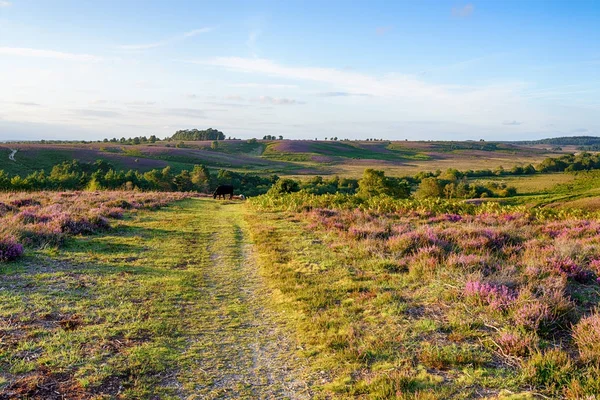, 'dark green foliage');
357,169,410,199
267,178,300,195
537,152,600,173
414,170,517,199
171,128,225,141
518,136,600,146
300,176,359,195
